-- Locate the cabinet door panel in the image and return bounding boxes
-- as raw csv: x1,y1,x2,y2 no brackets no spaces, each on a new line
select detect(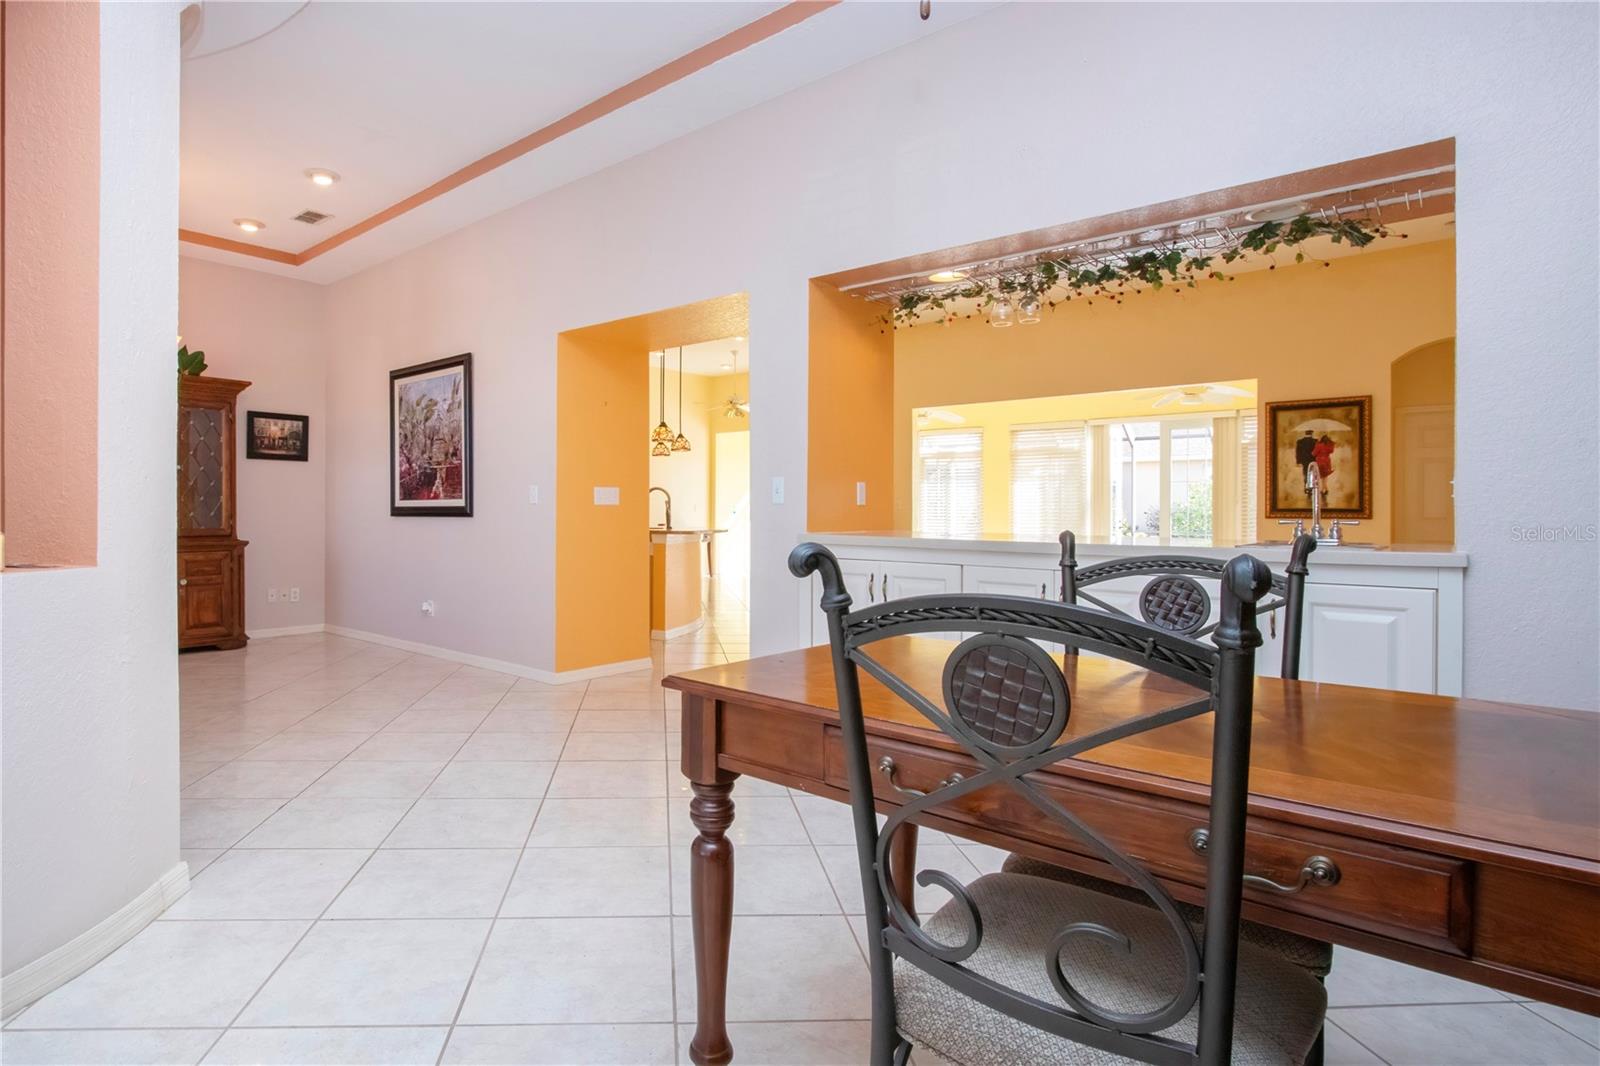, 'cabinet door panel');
962,565,1060,600
882,562,963,642
1303,585,1436,694
180,550,235,642
807,559,885,646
